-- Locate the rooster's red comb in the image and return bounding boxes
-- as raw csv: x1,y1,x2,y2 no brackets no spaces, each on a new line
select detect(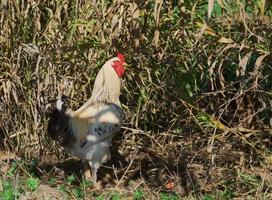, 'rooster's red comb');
117,52,125,63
